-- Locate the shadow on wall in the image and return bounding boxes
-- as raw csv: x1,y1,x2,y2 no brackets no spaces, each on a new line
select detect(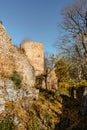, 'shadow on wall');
54,88,87,130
